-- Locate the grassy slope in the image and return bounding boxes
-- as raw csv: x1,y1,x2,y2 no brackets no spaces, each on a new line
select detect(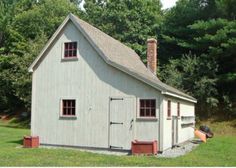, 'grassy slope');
0,119,235,166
